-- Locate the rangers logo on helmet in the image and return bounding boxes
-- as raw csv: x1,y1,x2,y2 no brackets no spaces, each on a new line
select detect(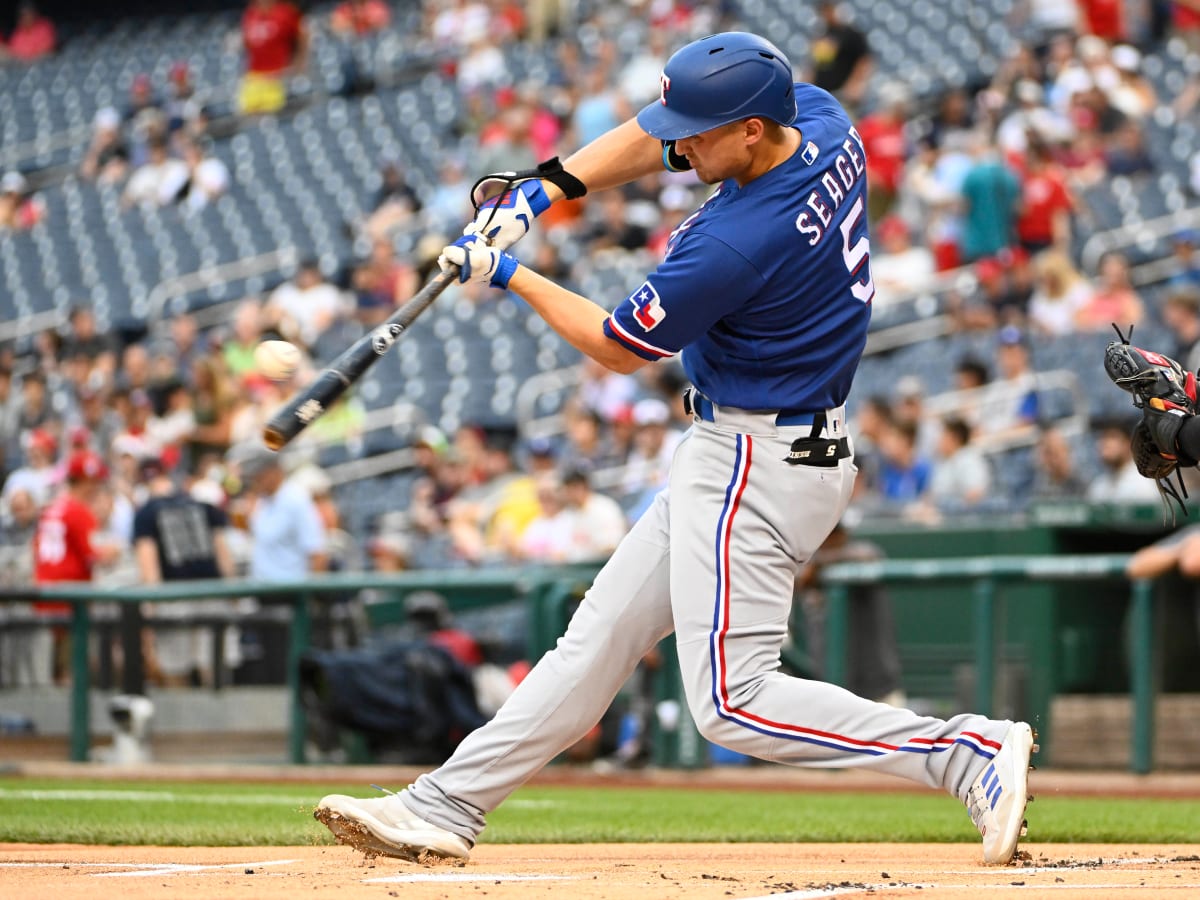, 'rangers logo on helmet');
659,72,671,106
